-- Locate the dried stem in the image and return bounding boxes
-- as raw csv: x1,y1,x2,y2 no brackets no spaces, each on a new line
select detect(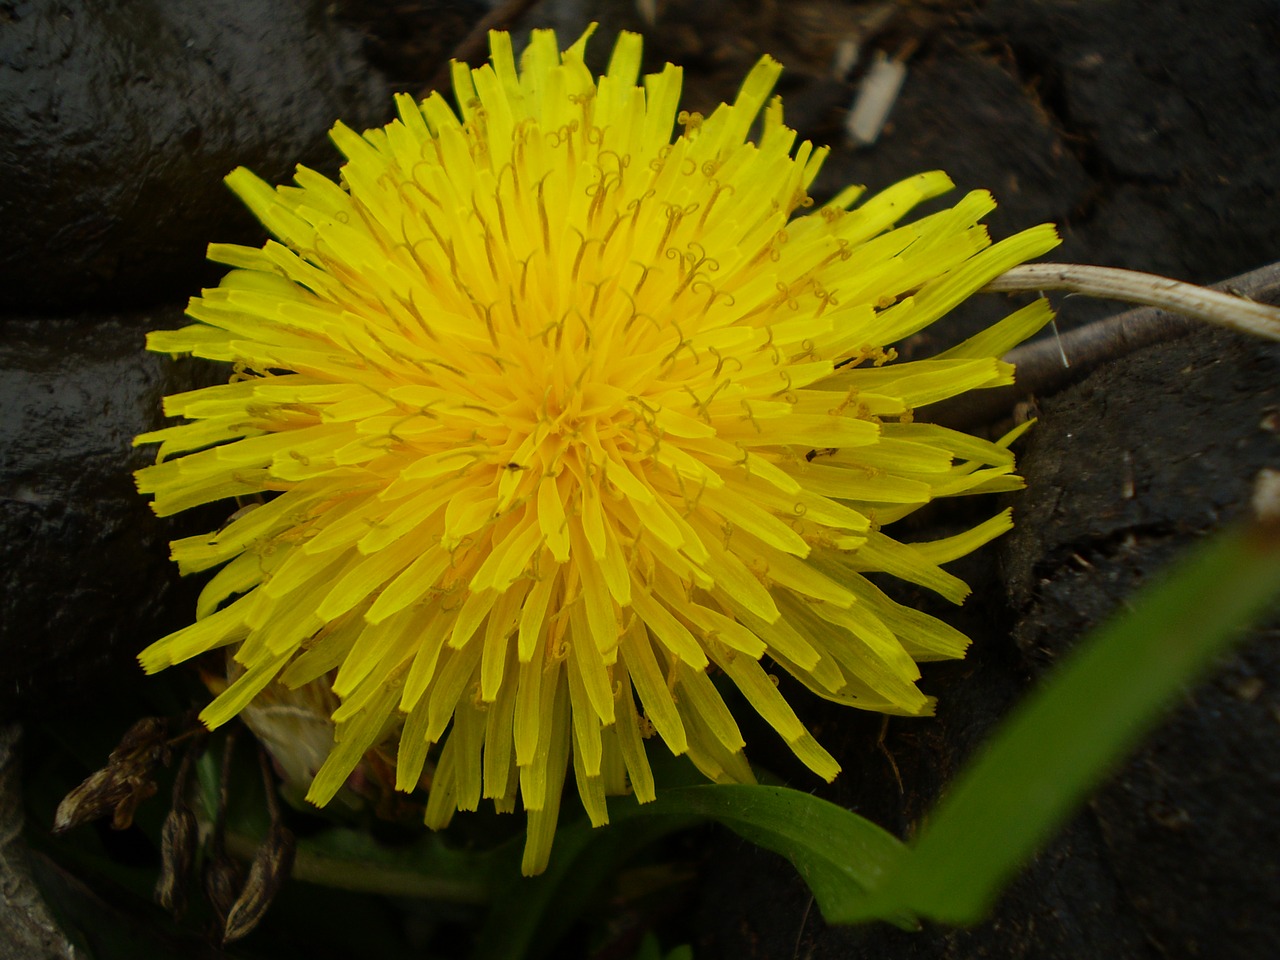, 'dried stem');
987,263,1280,342
930,261,1280,430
